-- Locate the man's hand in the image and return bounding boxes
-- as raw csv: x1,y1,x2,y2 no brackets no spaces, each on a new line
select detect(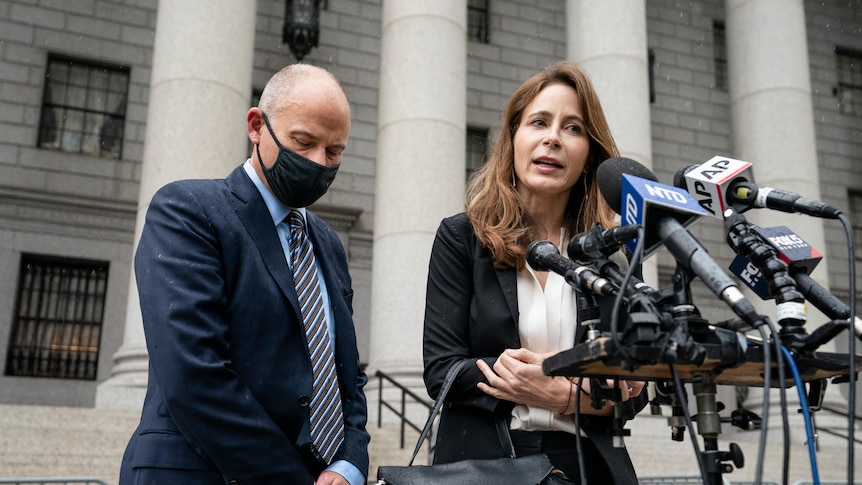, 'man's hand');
315,470,349,485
